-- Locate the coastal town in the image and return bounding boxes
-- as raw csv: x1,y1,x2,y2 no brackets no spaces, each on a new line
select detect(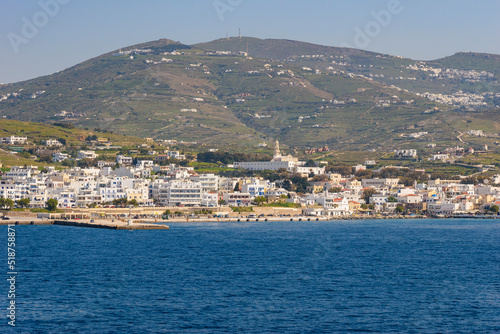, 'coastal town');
1,137,499,220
